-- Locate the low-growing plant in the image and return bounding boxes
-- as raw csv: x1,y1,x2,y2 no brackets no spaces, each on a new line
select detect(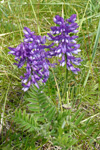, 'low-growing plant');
1,10,100,150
